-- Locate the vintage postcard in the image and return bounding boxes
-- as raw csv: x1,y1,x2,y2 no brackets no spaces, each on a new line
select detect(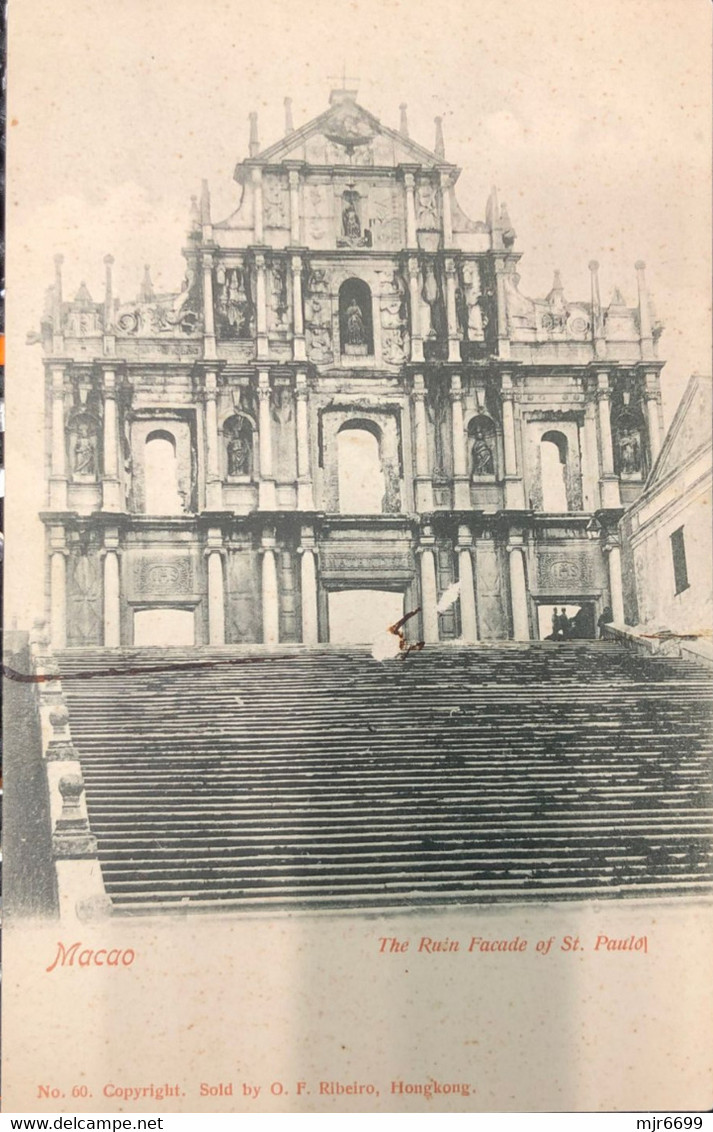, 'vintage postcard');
2,0,712,1115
